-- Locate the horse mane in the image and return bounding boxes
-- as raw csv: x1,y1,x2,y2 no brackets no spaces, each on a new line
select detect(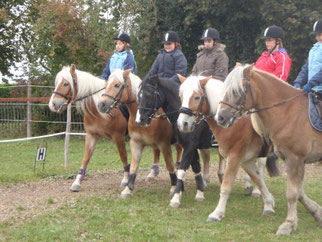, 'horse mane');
55,66,106,117
180,75,224,114
108,69,142,99
223,64,249,102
